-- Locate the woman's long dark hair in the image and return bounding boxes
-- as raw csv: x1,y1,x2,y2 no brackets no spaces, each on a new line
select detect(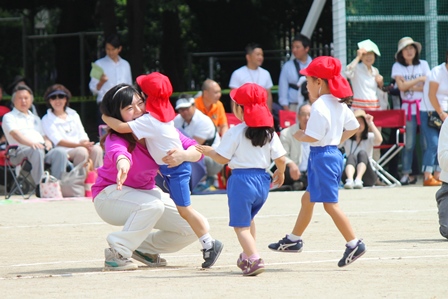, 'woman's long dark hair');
100,83,144,152
349,116,369,141
396,44,420,66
